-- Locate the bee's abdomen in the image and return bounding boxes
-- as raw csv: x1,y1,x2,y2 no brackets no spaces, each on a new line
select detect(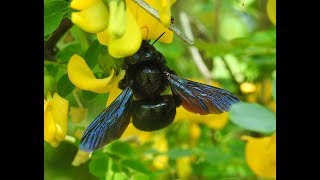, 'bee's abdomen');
132,95,176,131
